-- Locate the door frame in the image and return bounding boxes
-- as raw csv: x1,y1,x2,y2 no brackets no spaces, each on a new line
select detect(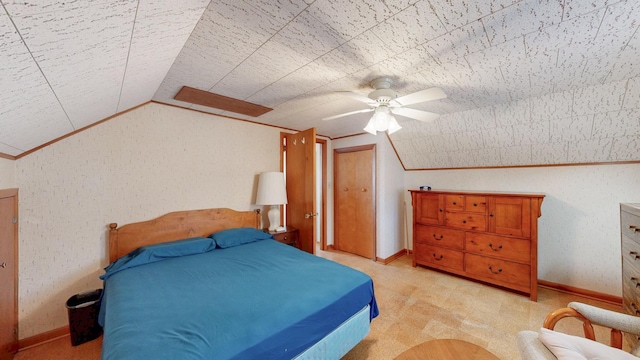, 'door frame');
0,188,18,358
280,134,327,251
333,144,376,260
